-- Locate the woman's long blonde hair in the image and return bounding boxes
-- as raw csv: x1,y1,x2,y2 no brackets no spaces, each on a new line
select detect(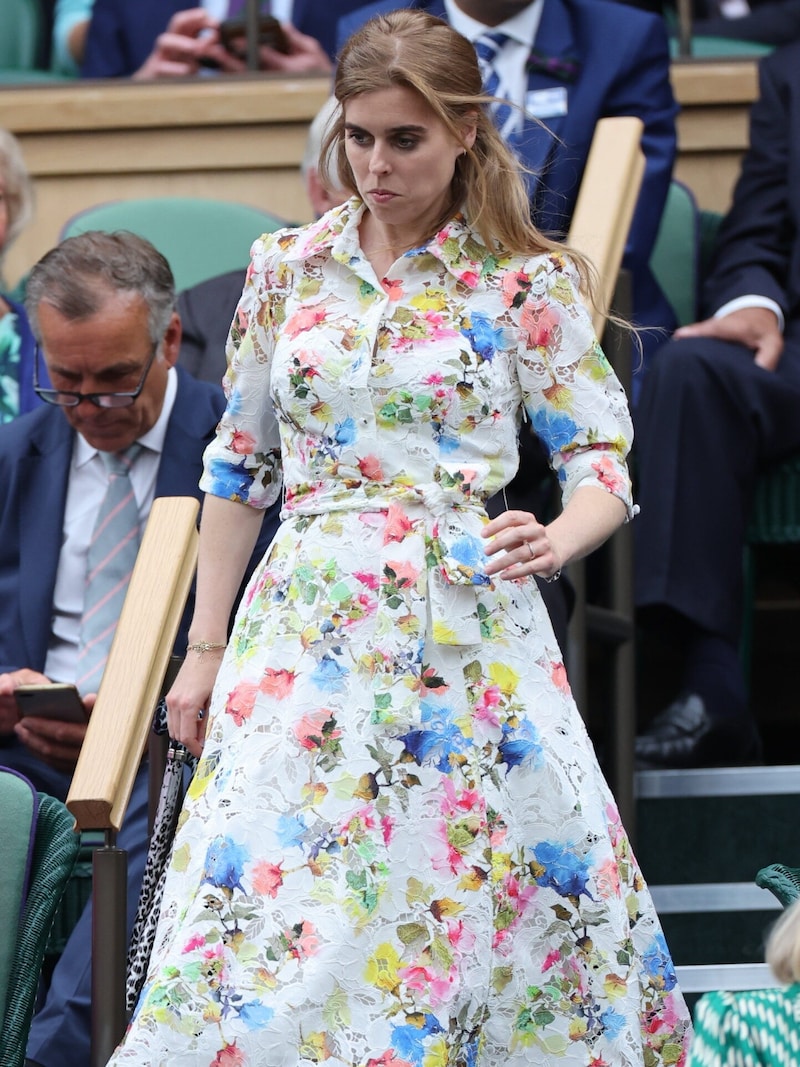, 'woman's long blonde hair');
320,9,595,292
